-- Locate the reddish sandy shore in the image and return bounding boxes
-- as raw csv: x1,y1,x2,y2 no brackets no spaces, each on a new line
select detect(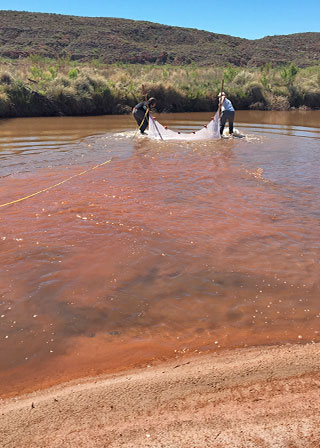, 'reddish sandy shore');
1,343,320,448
